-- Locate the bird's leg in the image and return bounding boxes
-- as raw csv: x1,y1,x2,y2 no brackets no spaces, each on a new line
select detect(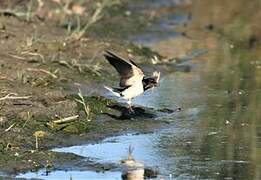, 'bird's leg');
127,100,134,113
